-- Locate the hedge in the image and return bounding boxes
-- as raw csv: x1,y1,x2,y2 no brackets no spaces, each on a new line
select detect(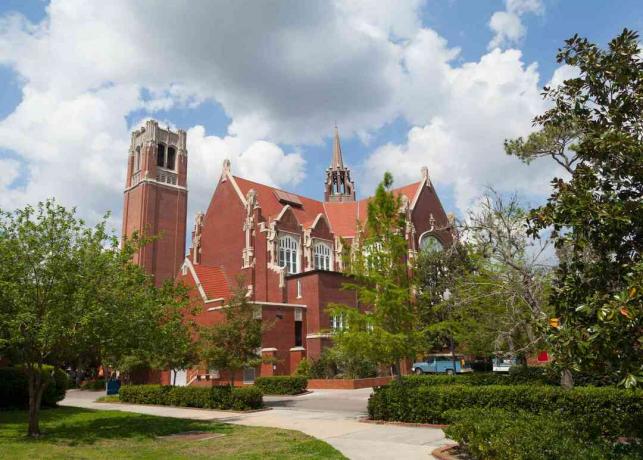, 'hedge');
444,408,642,460
80,379,106,391
254,376,308,395
0,366,68,408
368,382,643,439
119,384,263,411
403,367,552,387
